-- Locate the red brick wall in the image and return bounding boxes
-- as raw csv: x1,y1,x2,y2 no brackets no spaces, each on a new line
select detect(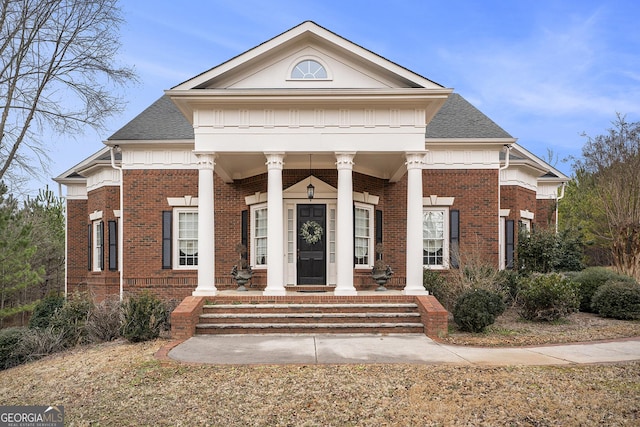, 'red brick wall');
85,186,120,301
423,169,500,267
501,185,536,221
66,198,88,294
501,185,537,250
122,169,200,301
536,199,557,229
